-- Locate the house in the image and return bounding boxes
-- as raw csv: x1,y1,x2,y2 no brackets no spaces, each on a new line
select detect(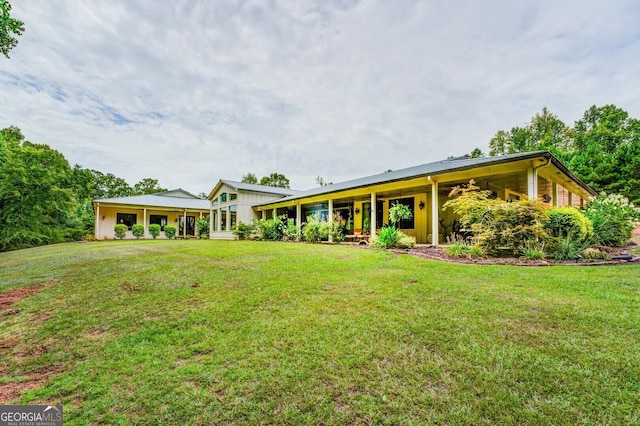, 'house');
93,189,210,239
206,180,301,239
251,151,597,245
